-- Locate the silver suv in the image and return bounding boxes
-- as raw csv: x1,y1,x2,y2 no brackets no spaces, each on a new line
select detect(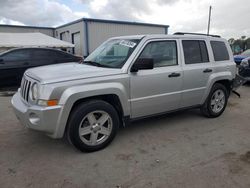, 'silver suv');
12,33,237,152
